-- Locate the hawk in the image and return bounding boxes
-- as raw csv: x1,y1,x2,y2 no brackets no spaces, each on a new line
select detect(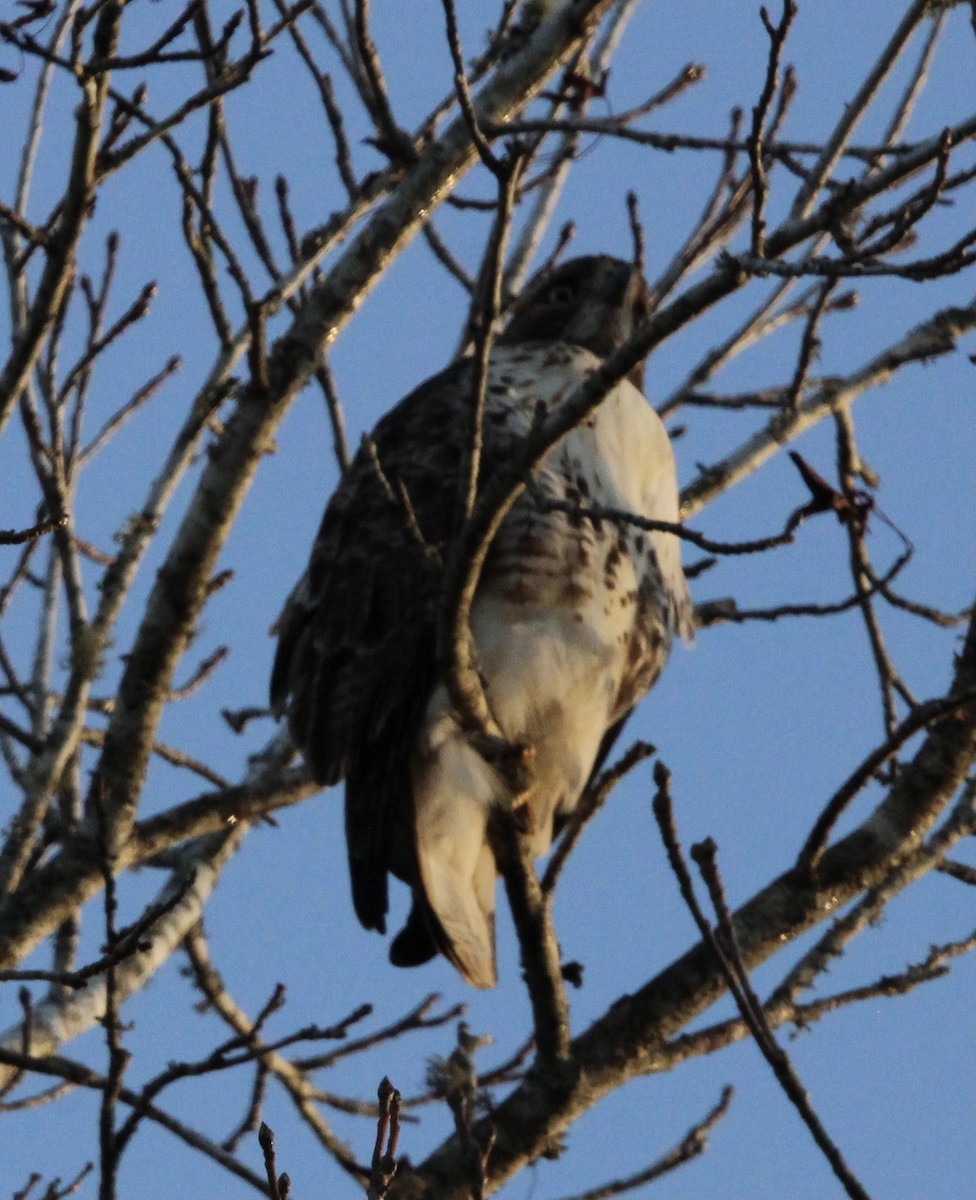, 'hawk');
271,255,692,988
